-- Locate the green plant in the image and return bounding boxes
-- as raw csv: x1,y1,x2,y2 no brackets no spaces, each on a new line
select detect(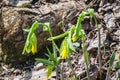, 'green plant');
72,11,90,80
49,9,94,80
68,77,76,80
115,53,120,69
22,8,98,80
106,52,115,80
87,8,102,79
115,61,120,69
22,21,39,54
35,48,60,80
22,21,60,80
49,25,77,79
36,22,61,80
115,53,120,80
